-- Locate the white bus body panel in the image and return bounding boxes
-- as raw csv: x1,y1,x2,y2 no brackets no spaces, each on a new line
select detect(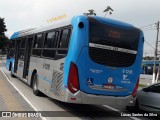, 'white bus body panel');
28,56,65,100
